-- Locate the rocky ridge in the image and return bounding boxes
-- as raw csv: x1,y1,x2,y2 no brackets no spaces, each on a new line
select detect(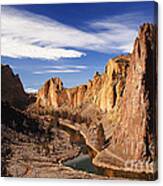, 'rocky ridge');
35,56,130,114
